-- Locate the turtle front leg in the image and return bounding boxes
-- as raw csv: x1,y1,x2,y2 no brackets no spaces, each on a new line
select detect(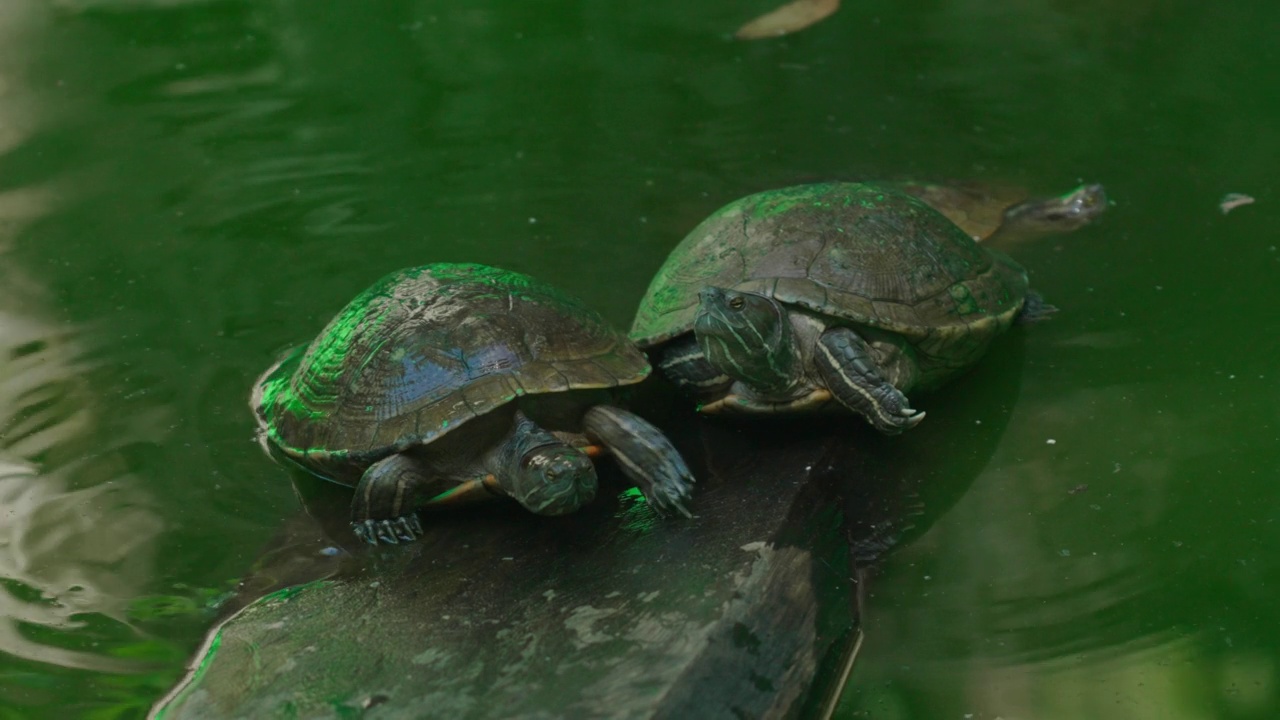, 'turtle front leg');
814,327,925,435
656,335,732,395
583,406,695,517
351,453,441,545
